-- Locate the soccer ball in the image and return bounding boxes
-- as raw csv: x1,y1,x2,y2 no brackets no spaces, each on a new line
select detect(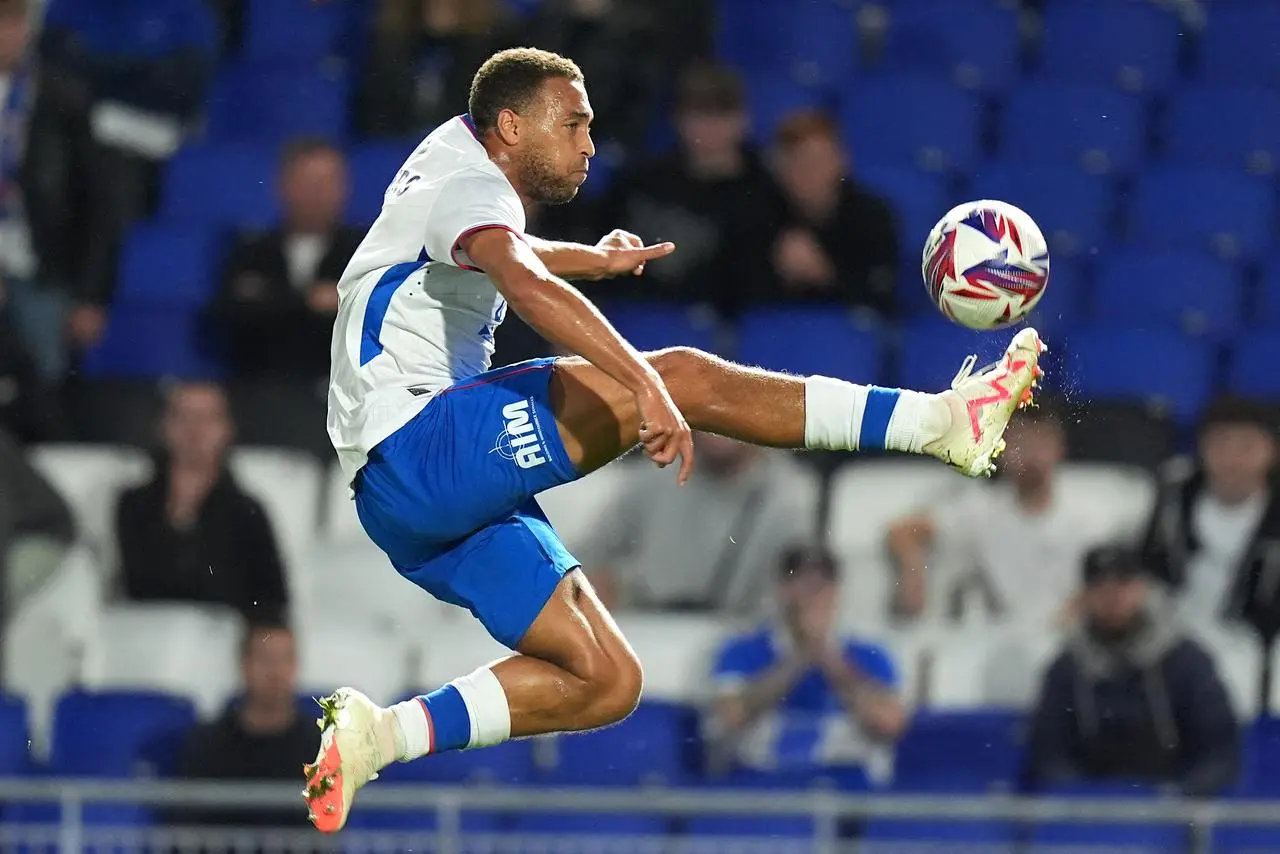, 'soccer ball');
922,200,1050,331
